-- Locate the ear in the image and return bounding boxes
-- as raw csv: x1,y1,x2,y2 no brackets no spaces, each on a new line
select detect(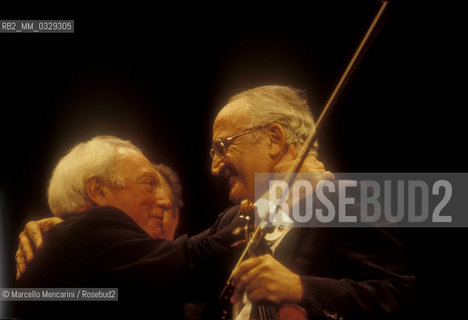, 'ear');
85,177,108,206
267,123,288,158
